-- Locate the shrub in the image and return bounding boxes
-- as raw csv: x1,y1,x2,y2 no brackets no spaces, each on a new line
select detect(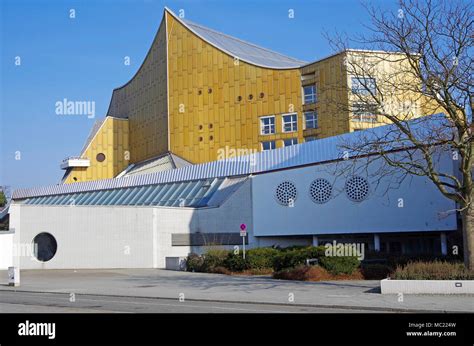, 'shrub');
319,256,360,275
186,253,204,272
223,253,250,272
362,252,463,269
273,265,332,281
246,247,280,270
201,249,229,272
361,263,392,280
272,246,326,272
392,261,474,280
273,265,364,281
